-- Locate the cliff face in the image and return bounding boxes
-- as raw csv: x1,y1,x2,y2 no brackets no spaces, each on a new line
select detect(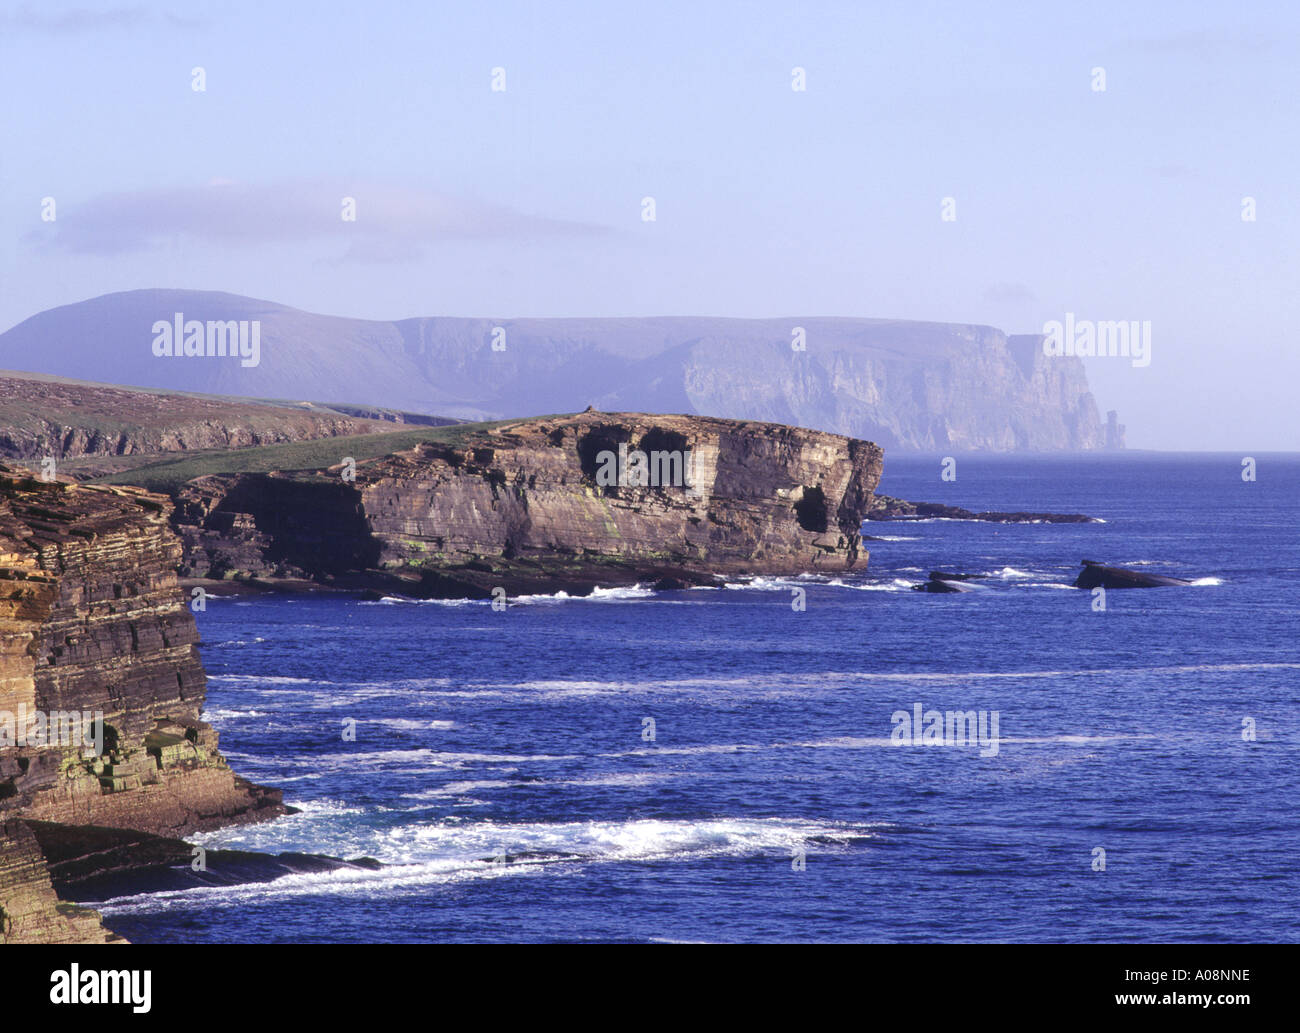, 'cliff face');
0,371,396,464
174,411,884,597
668,325,1108,453
0,464,286,942
0,820,123,943
0,290,1113,452
0,466,283,832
